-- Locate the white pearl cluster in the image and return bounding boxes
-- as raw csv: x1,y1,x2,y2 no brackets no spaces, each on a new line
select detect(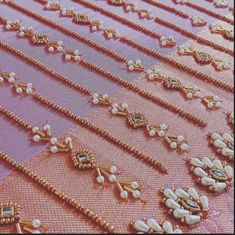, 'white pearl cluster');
126,59,142,71
174,0,189,4
124,2,138,12
162,187,208,225
145,67,161,81
60,7,75,16
64,50,81,61
0,72,15,84
50,136,72,153
213,59,231,71
132,218,182,234
213,0,228,8
148,123,168,138
18,26,34,37
204,96,222,109
45,1,59,10
210,23,223,33
111,102,128,115
48,41,63,53
189,157,233,192
90,21,104,32
191,16,207,26
138,9,154,19
177,45,192,55
105,29,121,39
15,83,33,95
209,132,234,160
159,35,175,47
5,19,20,30
185,85,202,99
92,93,109,105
